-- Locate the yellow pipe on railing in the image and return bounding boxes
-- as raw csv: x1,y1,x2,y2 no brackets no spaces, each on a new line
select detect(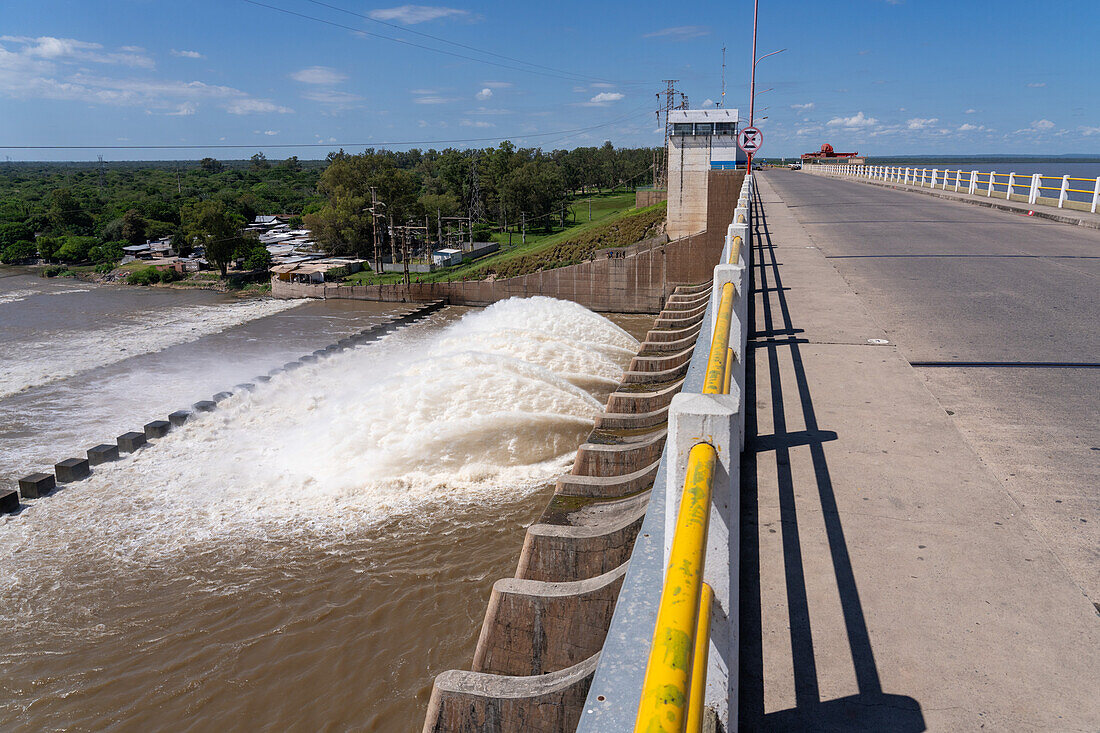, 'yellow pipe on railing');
684,583,714,733
722,348,733,395
728,235,742,265
634,443,716,733
703,283,735,395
